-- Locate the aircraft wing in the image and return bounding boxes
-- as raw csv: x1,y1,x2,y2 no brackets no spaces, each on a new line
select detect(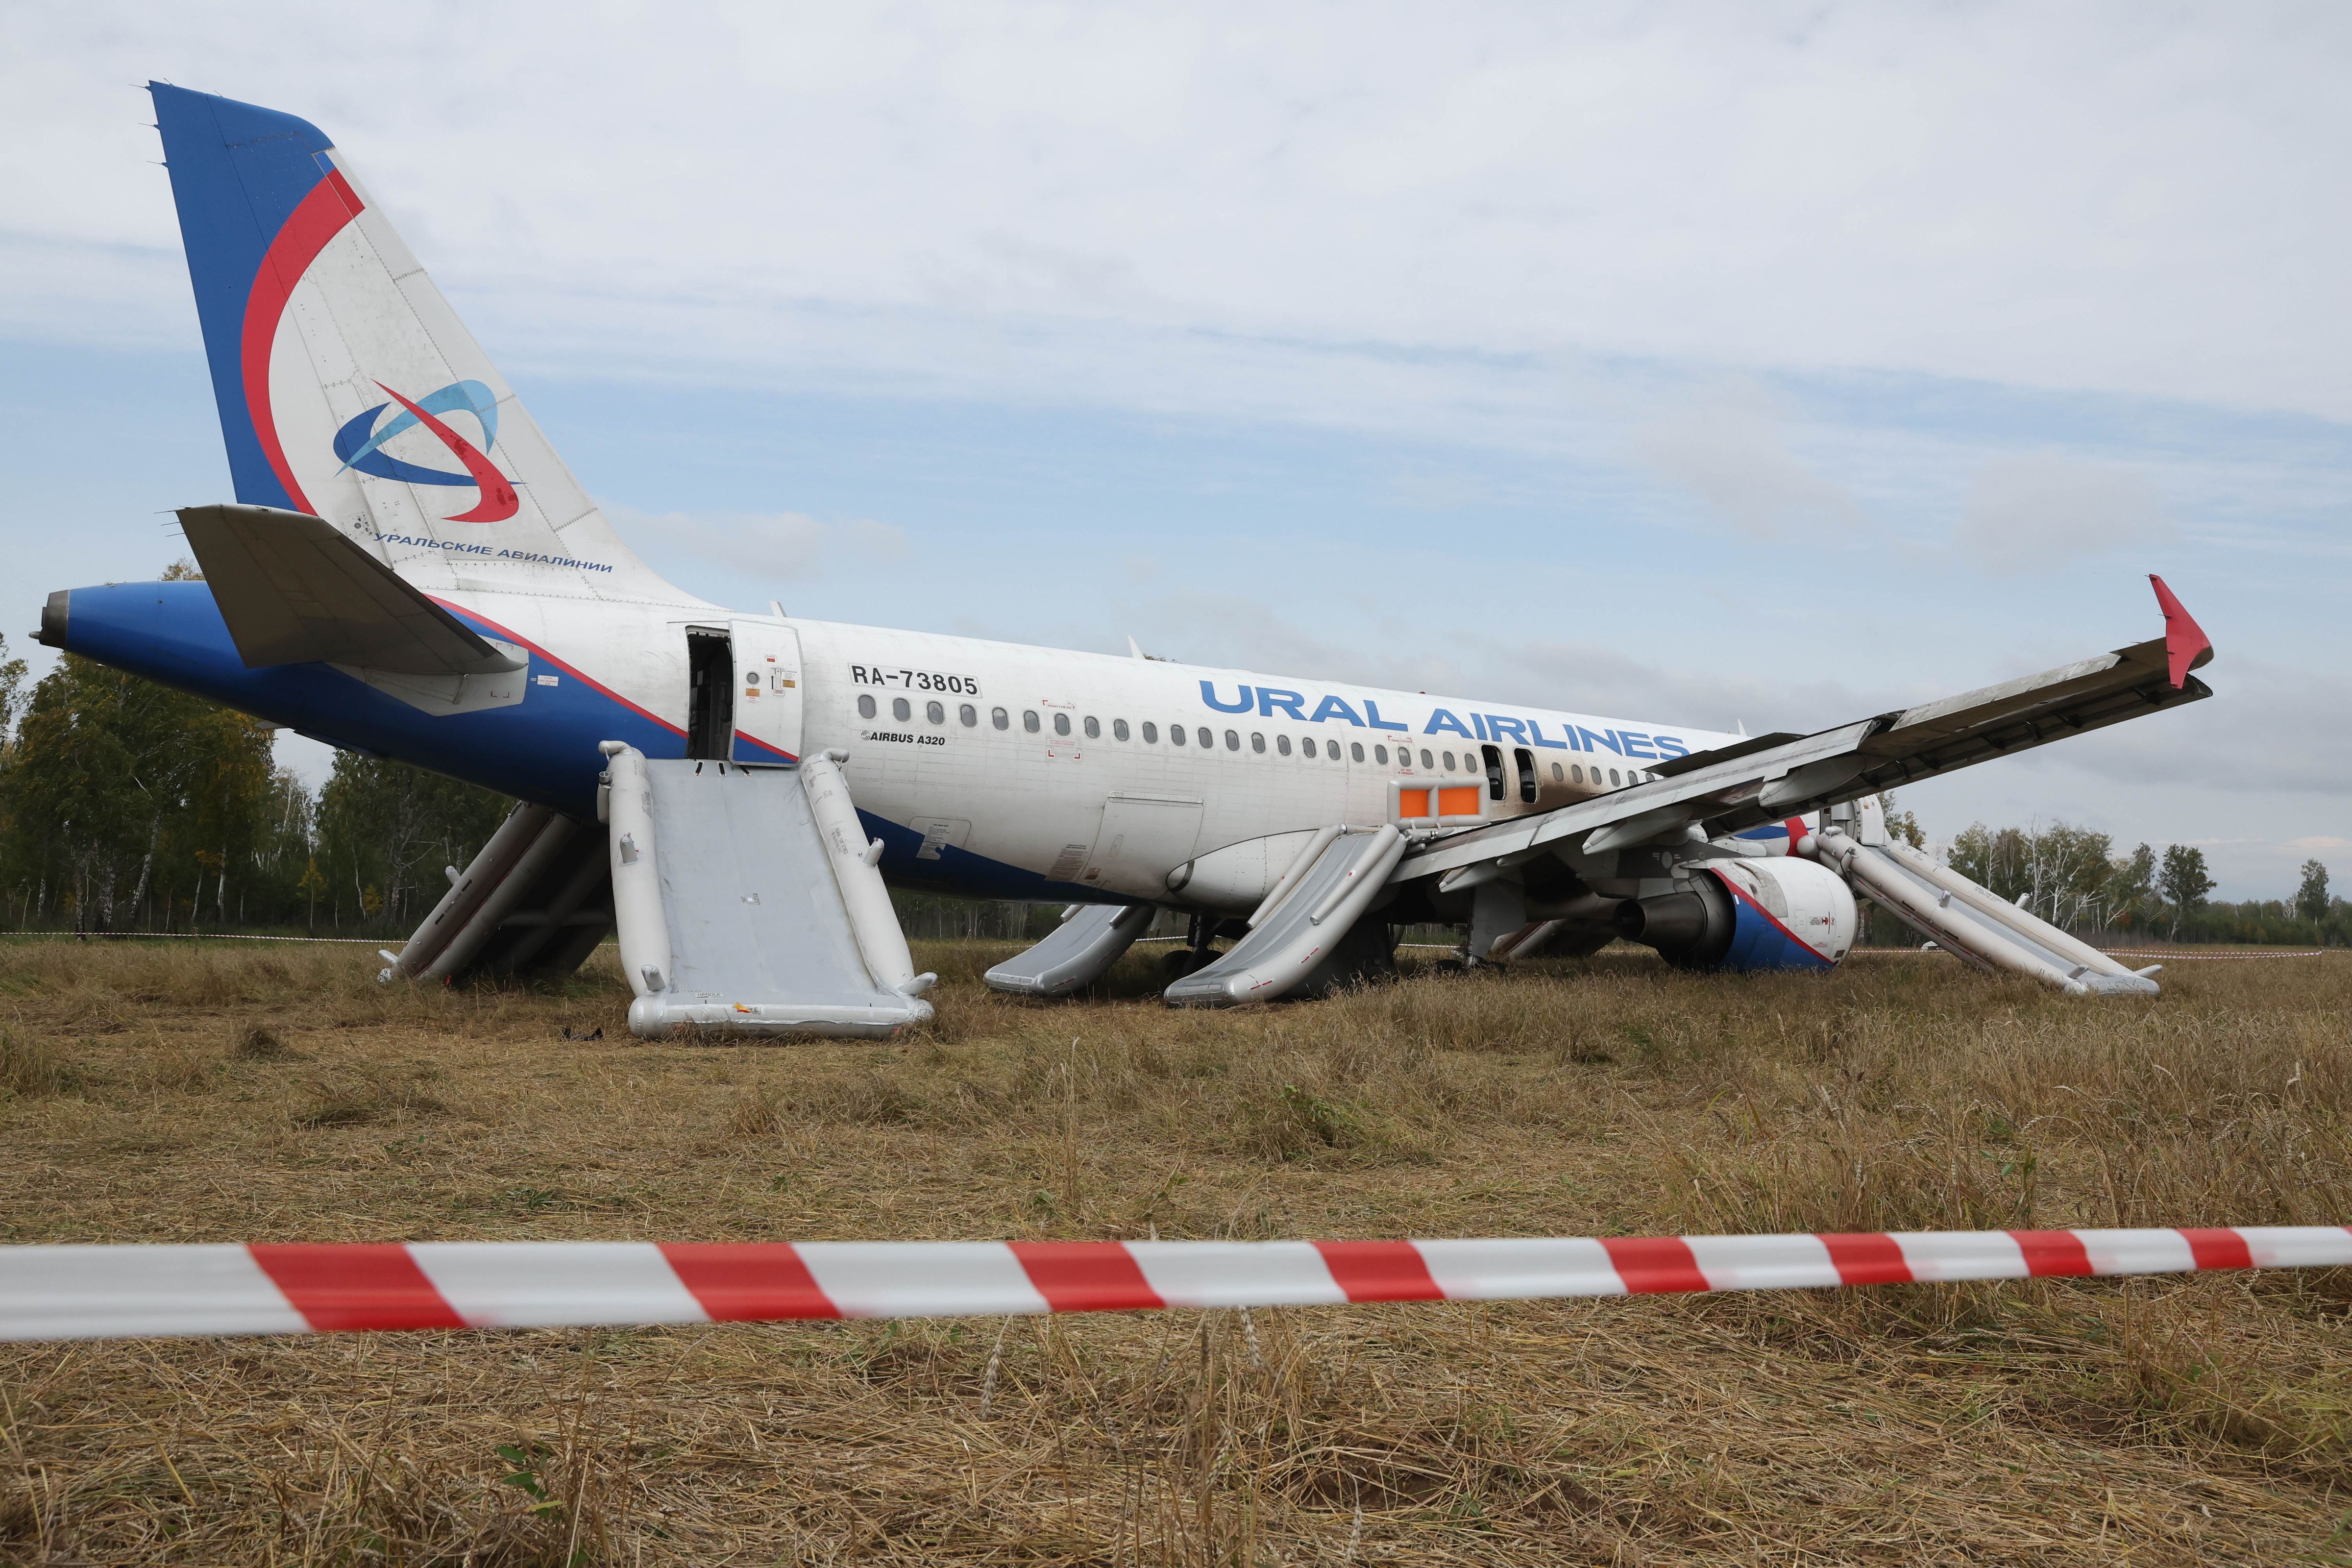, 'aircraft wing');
1396,577,2214,884
176,504,522,676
